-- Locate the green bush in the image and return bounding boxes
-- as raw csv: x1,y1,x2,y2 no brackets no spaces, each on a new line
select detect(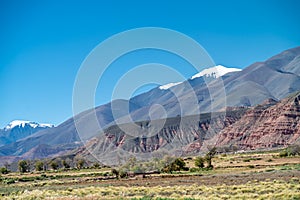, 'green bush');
162,158,187,173
279,145,300,157
3,178,15,184
189,167,199,172
111,168,119,178
76,159,85,169
35,160,44,171
279,150,288,157
119,170,128,178
0,167,9,174
61,160,70,169
92,162,100,169
194,157,205,168
18,160,29,173
50,161,59,170
243,157,262,162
